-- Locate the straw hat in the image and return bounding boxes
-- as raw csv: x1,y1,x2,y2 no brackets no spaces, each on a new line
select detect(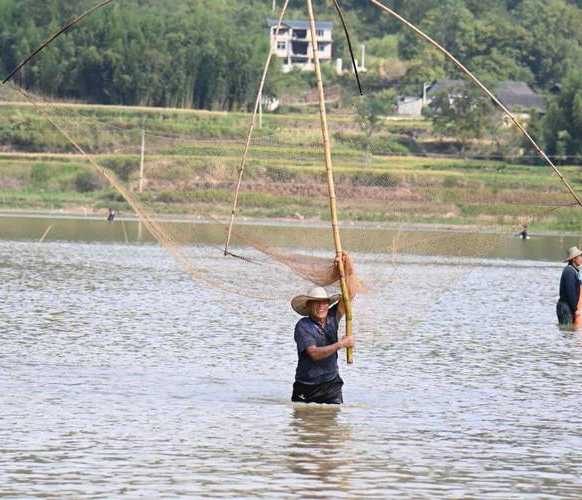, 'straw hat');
291,286,341,316
564,246,582,262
